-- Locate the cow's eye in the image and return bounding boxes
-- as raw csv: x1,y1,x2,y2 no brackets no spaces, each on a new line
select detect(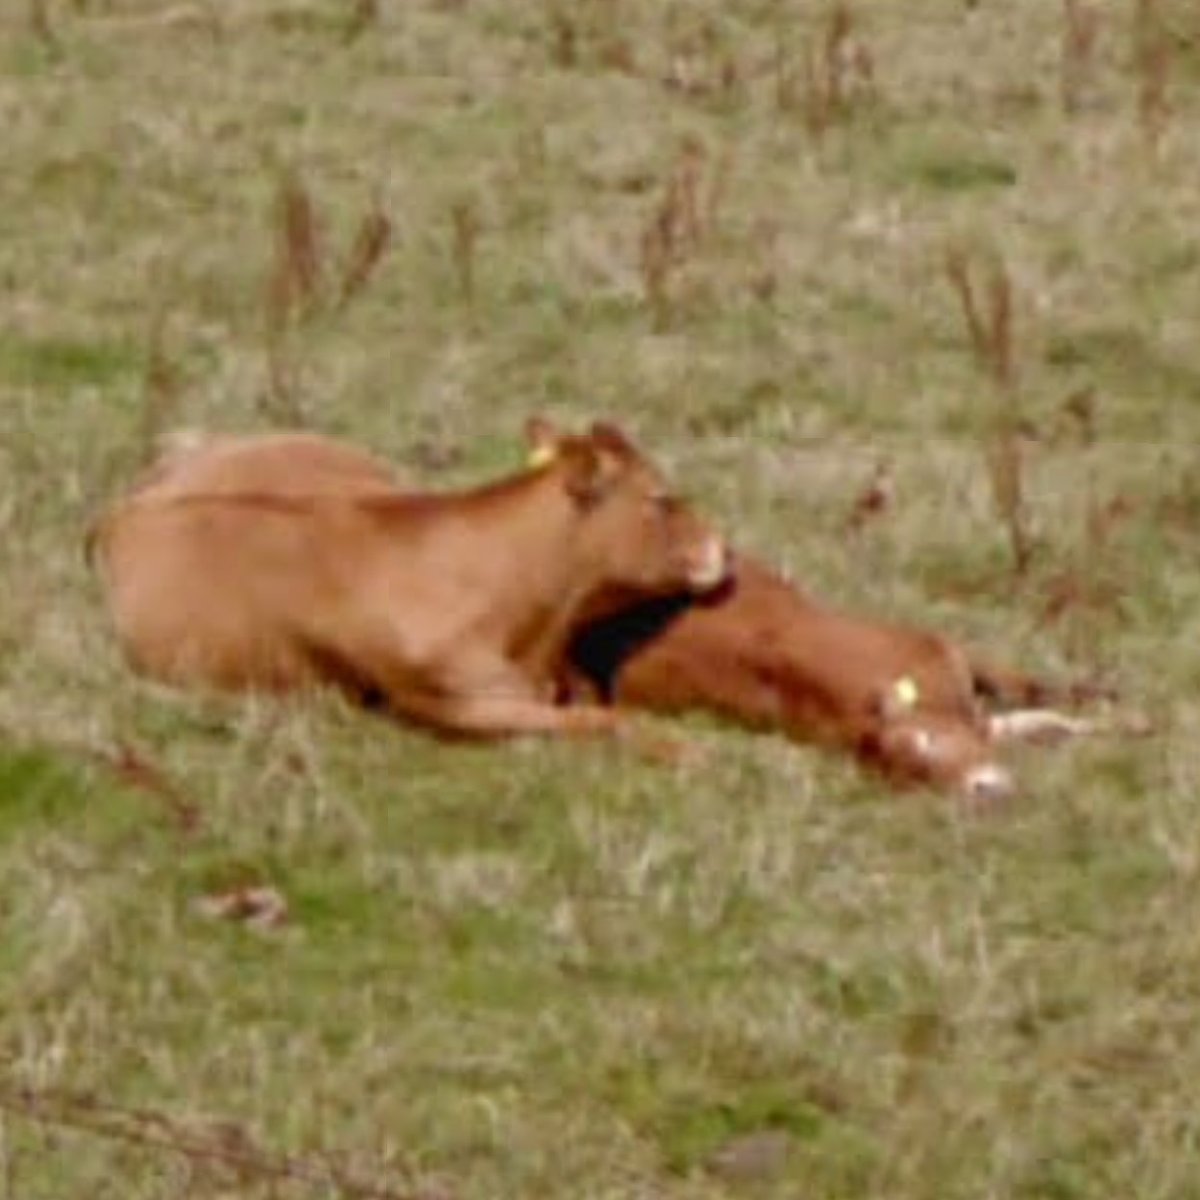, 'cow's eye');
647,493,674,515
